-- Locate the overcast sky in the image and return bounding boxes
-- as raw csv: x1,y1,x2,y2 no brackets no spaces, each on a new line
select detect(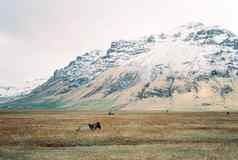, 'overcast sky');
0,0,238,86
